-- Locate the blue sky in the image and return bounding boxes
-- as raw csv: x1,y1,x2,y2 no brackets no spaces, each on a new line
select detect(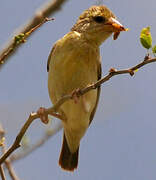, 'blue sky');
1,0,156,179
